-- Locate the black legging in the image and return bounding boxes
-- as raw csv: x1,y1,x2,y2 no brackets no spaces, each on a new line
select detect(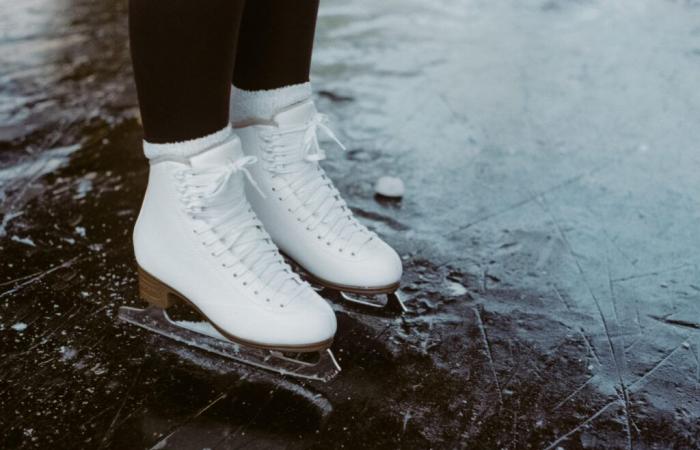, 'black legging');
129,0,320,144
